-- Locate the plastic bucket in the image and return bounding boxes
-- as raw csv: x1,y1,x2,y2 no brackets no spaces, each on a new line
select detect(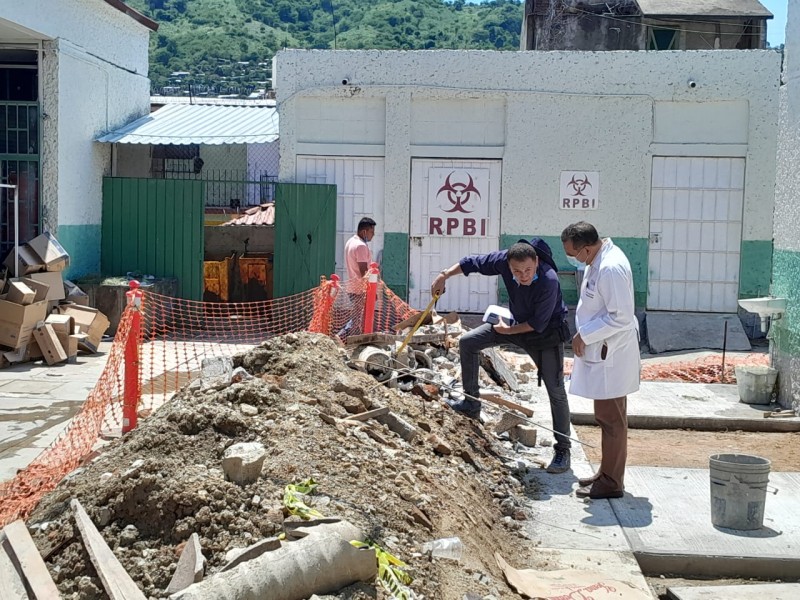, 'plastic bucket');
709,453,770,530
734,365,778,405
